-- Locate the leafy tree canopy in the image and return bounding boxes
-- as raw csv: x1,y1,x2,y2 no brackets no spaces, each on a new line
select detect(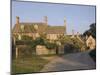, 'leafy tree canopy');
83,23,96,38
